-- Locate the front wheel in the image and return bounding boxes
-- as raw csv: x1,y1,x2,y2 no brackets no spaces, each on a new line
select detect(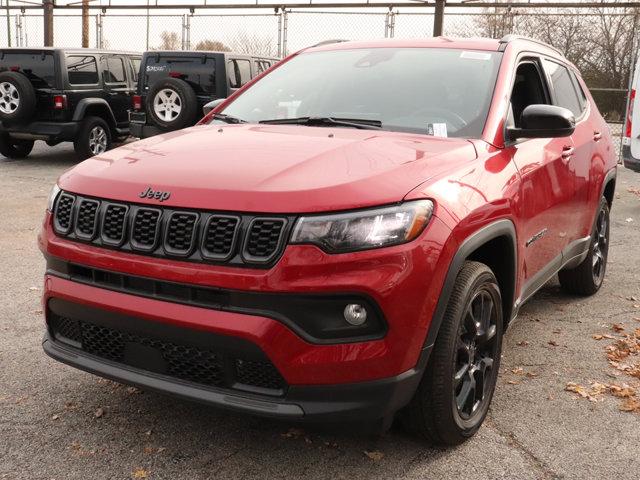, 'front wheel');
559,197,610,296
0,133,34,159
401,261,503,445
74,116,112,160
